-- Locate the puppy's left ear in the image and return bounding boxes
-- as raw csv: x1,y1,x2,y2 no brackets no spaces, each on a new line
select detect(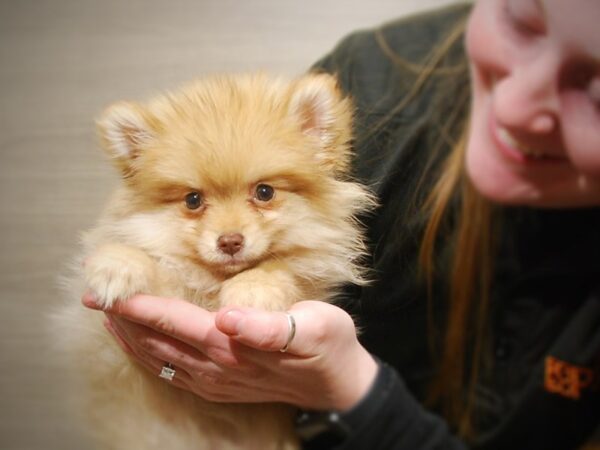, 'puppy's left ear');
288,73,353,173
